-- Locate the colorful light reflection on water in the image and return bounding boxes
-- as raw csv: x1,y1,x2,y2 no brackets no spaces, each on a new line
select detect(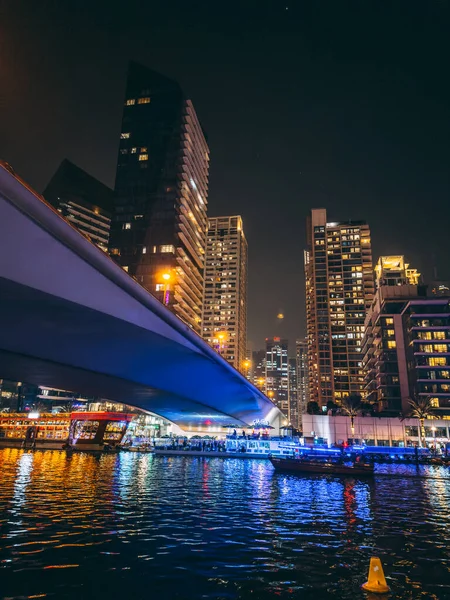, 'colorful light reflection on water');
0,449,450,599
